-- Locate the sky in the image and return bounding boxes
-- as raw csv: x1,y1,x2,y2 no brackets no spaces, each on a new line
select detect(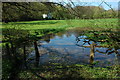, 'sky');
85,2,118,10
50,0,119,10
